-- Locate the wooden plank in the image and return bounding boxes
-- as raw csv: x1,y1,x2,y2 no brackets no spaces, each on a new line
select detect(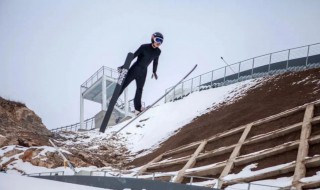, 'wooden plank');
148,155,191,169
304,156,320,168
185,161,227,176
311,115,320,124
244,122,302,145
137,154,164,175
309,134,320,145
223,156,319,187
223,162,296,186
207,126,245,142
148,134,320,175
302,180,320,189
292,104,314,190
154,101,319,169
164,141,202,157
197,144,236,160
137,100,320,183
235,140,300,166
218,124,252,188
173,140,207,183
